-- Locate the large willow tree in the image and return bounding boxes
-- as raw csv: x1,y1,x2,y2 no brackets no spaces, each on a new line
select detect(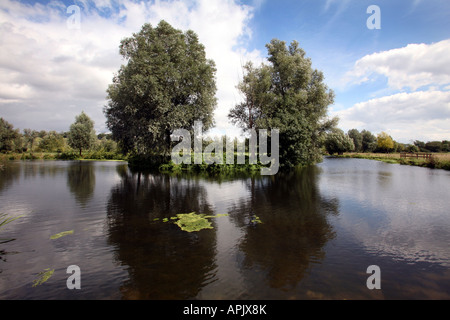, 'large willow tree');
105,20,217,161
229,39,336,168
